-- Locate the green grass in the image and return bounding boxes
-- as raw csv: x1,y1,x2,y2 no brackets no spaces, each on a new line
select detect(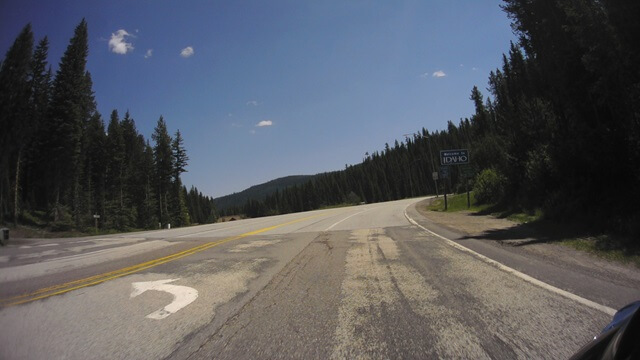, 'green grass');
561,236,640,268
9,224,145,238
424,192,639,268
426,191,543,225
6,209,177,238
426,192,491,213
503,209,543,224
